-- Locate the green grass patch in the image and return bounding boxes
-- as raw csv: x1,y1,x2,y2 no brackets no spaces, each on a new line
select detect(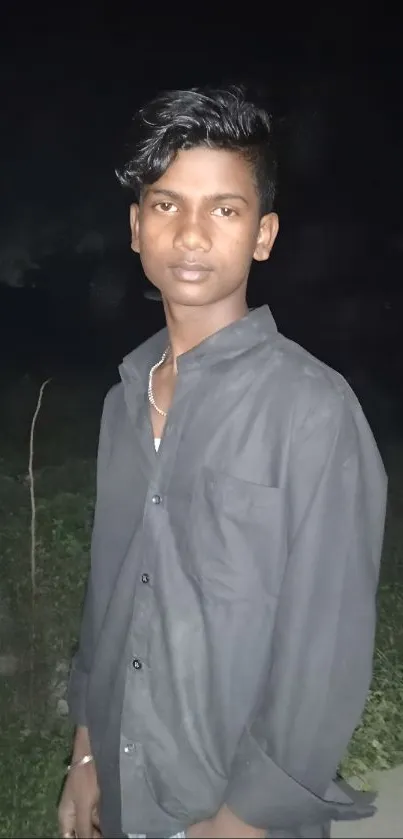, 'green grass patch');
0,462,94,838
